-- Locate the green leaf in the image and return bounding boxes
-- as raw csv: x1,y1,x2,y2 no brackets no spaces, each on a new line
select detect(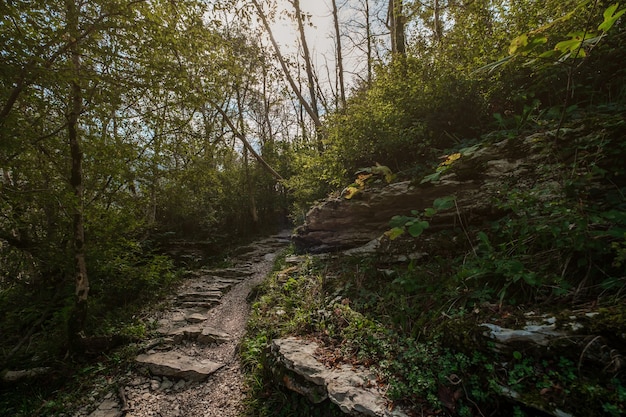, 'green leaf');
424,207,437,217
407,220,429,237
385,227,405,240
420,171,442,184
389,215,413,228
513,351,523,360
509,33,529,55
599,3,626,32
509,34,547,55
477,231,491,248
474,55,514,74
459,144,480,156
433,196,455,211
